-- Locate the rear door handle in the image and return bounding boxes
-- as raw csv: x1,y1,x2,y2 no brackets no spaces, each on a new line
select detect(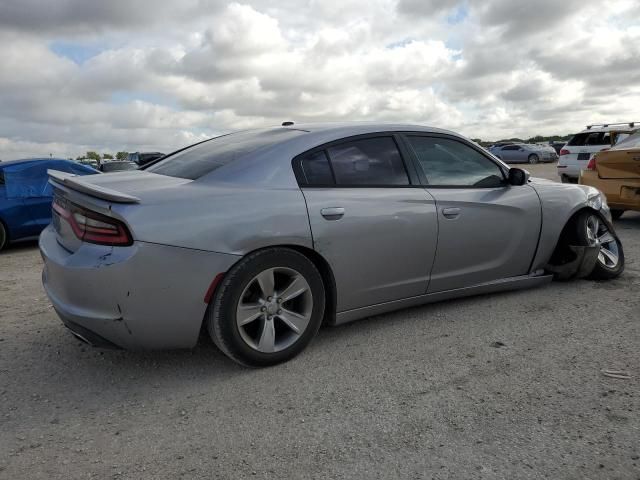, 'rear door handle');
321,207,345,220
442,207,460,219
